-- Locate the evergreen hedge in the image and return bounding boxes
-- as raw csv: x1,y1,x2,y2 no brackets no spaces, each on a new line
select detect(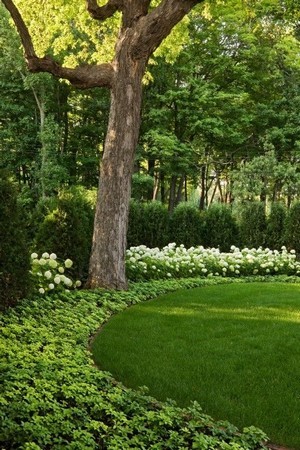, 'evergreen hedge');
284,202,300,253
266,202,286,250
239,202,267,248
170,202,204,248
203,203,239,251
127,201,170,249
